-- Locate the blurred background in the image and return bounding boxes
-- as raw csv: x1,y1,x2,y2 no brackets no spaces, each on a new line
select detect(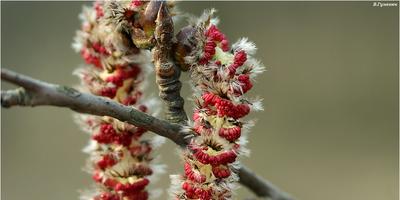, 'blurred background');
1,1,398,200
